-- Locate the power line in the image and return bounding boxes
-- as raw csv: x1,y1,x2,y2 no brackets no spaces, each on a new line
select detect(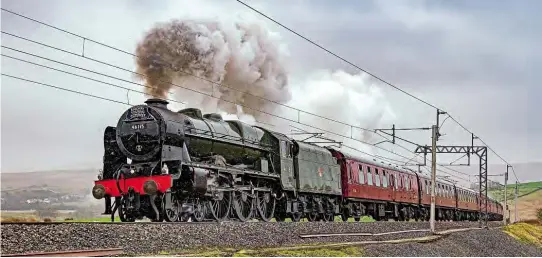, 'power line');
375,129,475,180
0,72,416,169
235,0,519,182
2,73,130,106
3,70,467,184
1,52,186,106
234,0,439,110
1,32,432,165
0,43,423,168
0,8,378,136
